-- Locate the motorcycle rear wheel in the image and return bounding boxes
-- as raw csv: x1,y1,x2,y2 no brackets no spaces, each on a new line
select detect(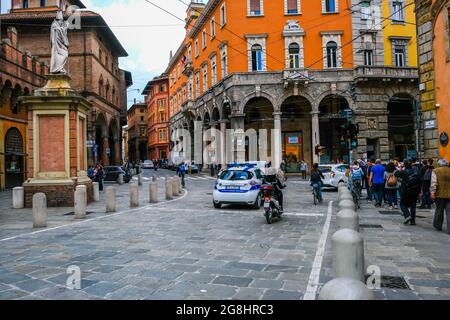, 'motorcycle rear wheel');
265,210,273,224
